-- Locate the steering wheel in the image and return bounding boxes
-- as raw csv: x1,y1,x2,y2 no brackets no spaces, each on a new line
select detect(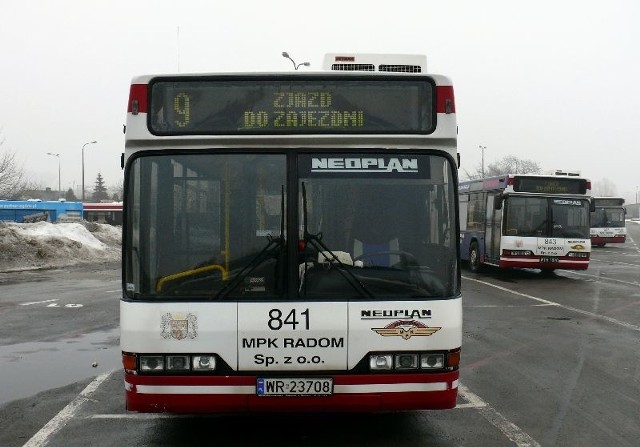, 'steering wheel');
353,250,419,267
354,250,448,295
